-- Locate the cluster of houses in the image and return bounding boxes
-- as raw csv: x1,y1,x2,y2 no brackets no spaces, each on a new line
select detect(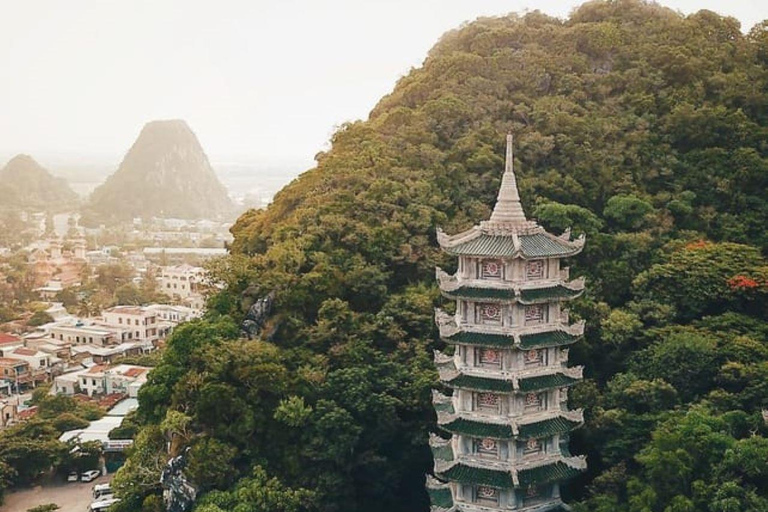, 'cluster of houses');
0,302,199,399
18,239,216,312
